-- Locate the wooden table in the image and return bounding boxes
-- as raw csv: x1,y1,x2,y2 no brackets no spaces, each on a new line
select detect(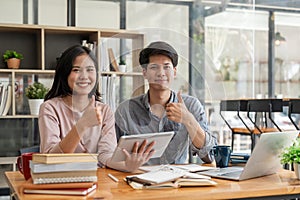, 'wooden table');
5,167,300,200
